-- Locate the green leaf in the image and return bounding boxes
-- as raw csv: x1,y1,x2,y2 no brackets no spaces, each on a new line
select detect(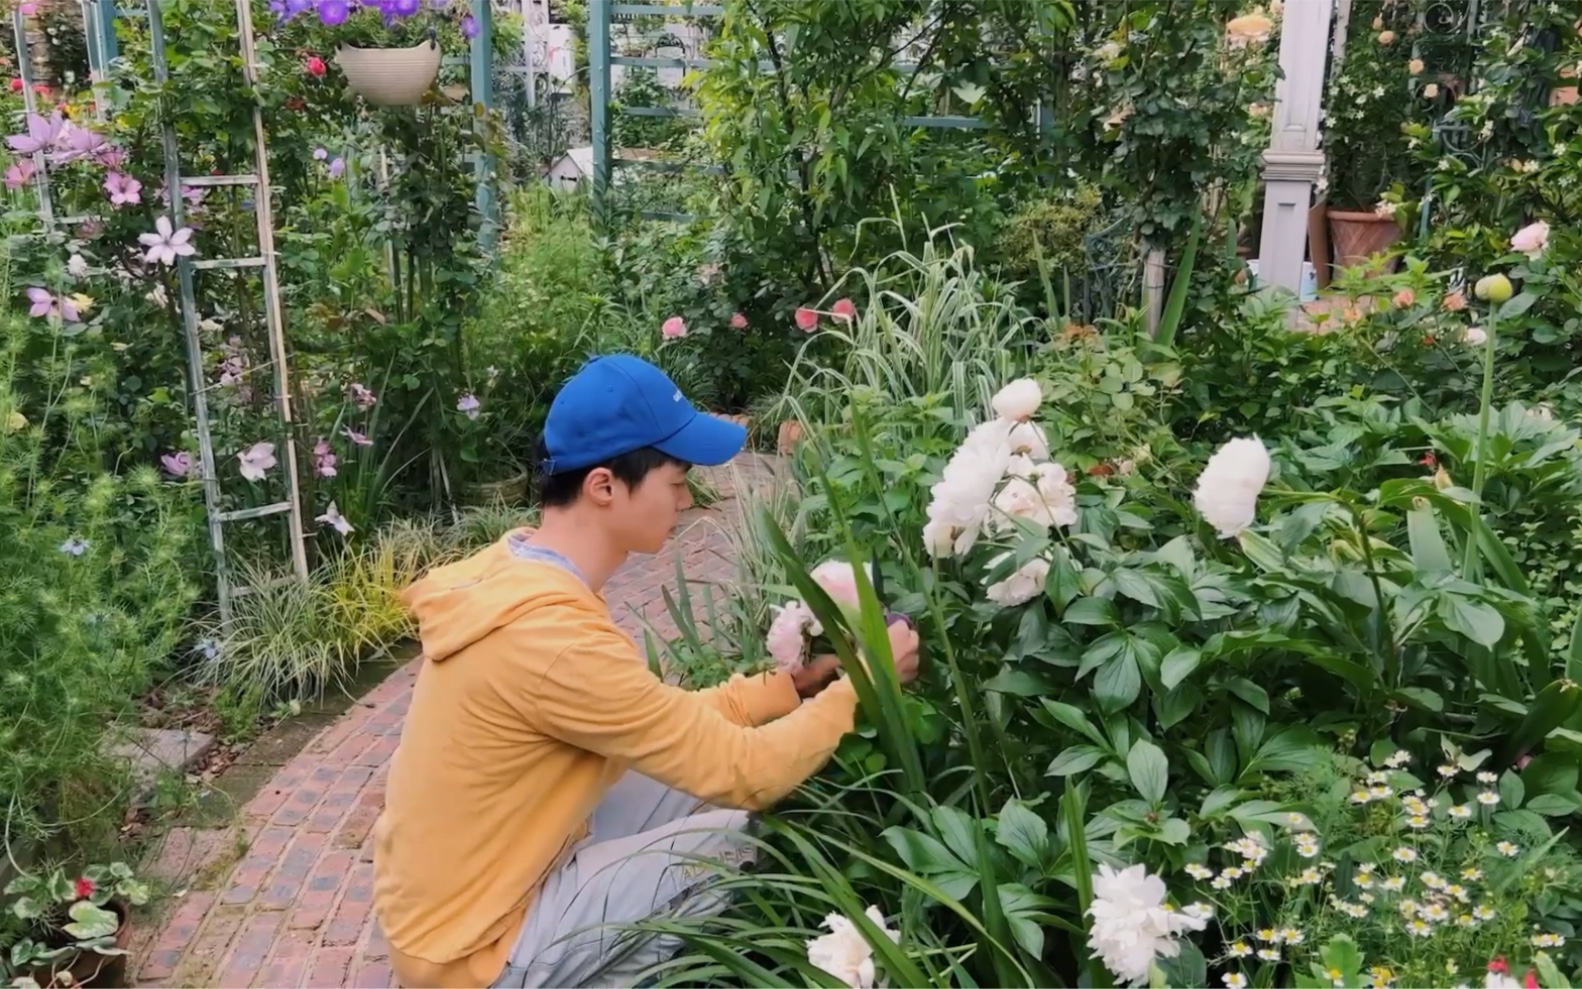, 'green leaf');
1498,771,1525,810
997,799,1051,871
1048,745,1108,776
1441,595,1505,648
881,827,978,900
1407,507,1453,571
1065,596,1120,627
1039,700,1107,747
1159,647,1201,691
1093,653,1142,713
1226,677,1269,714
1127,740,1169,805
